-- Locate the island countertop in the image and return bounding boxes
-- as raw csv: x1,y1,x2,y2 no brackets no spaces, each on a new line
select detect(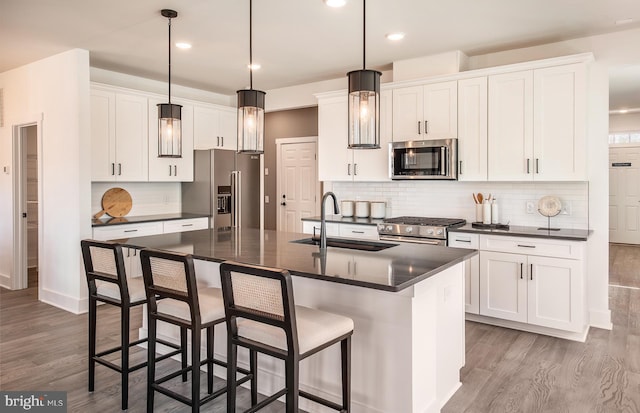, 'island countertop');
119,228,476,292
